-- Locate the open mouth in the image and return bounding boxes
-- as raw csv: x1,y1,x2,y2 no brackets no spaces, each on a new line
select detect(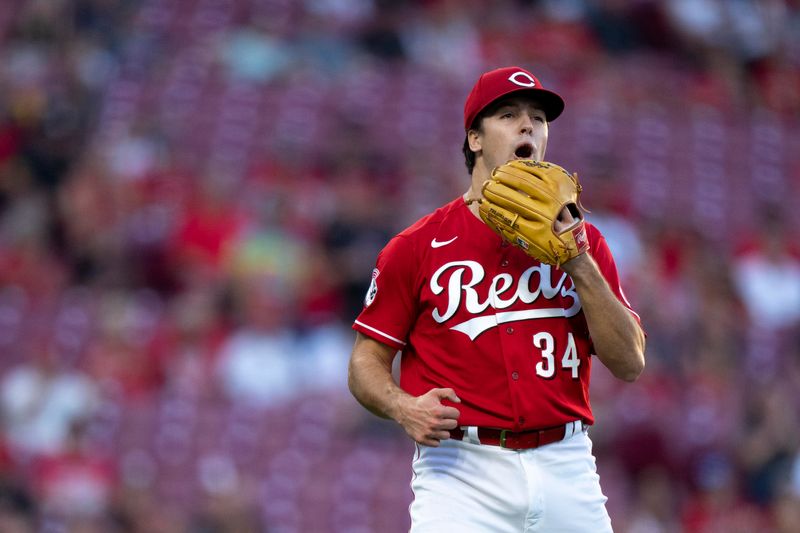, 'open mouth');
514,143,534,159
